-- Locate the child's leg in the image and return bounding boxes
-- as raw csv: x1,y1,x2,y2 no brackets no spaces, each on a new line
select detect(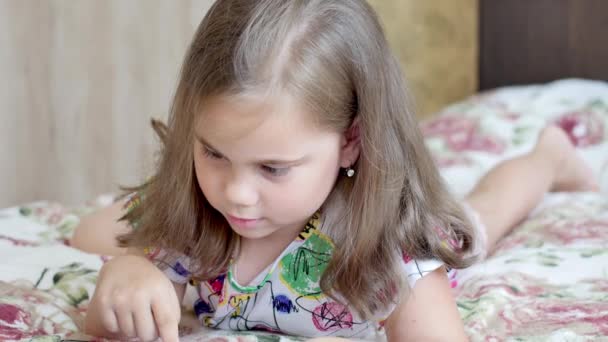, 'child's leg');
464,126,599,253
70,197,130,256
